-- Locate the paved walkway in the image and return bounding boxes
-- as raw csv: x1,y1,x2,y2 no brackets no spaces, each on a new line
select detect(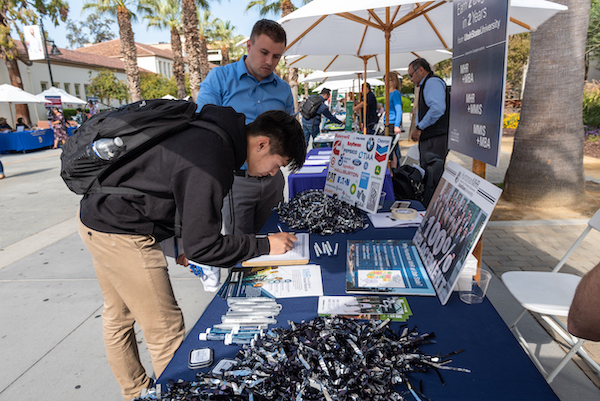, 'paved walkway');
1,124,600,400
